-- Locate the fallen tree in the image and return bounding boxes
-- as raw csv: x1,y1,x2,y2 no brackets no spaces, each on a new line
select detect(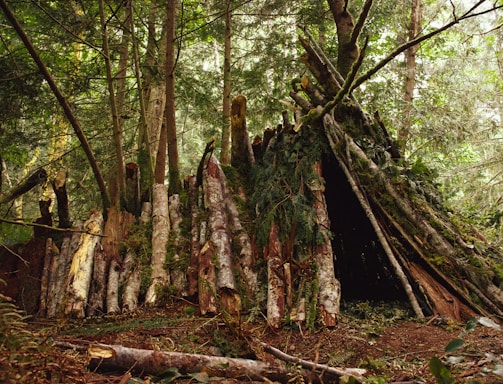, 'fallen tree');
85,342,365,383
